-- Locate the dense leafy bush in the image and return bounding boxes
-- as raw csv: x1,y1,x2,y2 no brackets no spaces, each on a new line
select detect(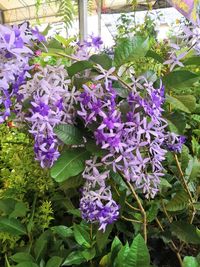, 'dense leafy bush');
0,15,200,267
